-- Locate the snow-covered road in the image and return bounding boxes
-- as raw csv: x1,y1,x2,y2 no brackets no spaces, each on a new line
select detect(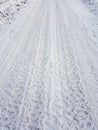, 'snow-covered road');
0,0,98,129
